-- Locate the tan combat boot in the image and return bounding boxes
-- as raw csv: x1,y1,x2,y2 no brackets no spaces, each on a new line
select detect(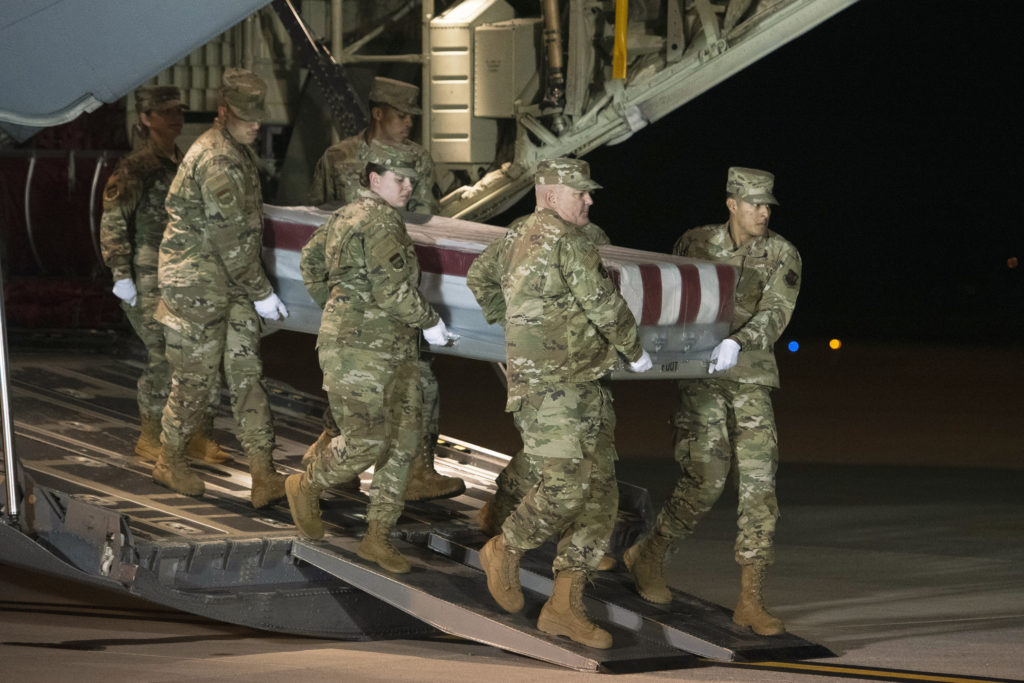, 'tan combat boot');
403,450,466,502
302,431,360,493
186,415,231,464
477,499,500,537
301,429,334,465
249,451,287,509
285,473,325,539
479,534,524,613
597,555,616,571
357,521,411,573
152,441,204,496
537,570,613,649
733,562,785,635
623,531,673,604
135,413,163,462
